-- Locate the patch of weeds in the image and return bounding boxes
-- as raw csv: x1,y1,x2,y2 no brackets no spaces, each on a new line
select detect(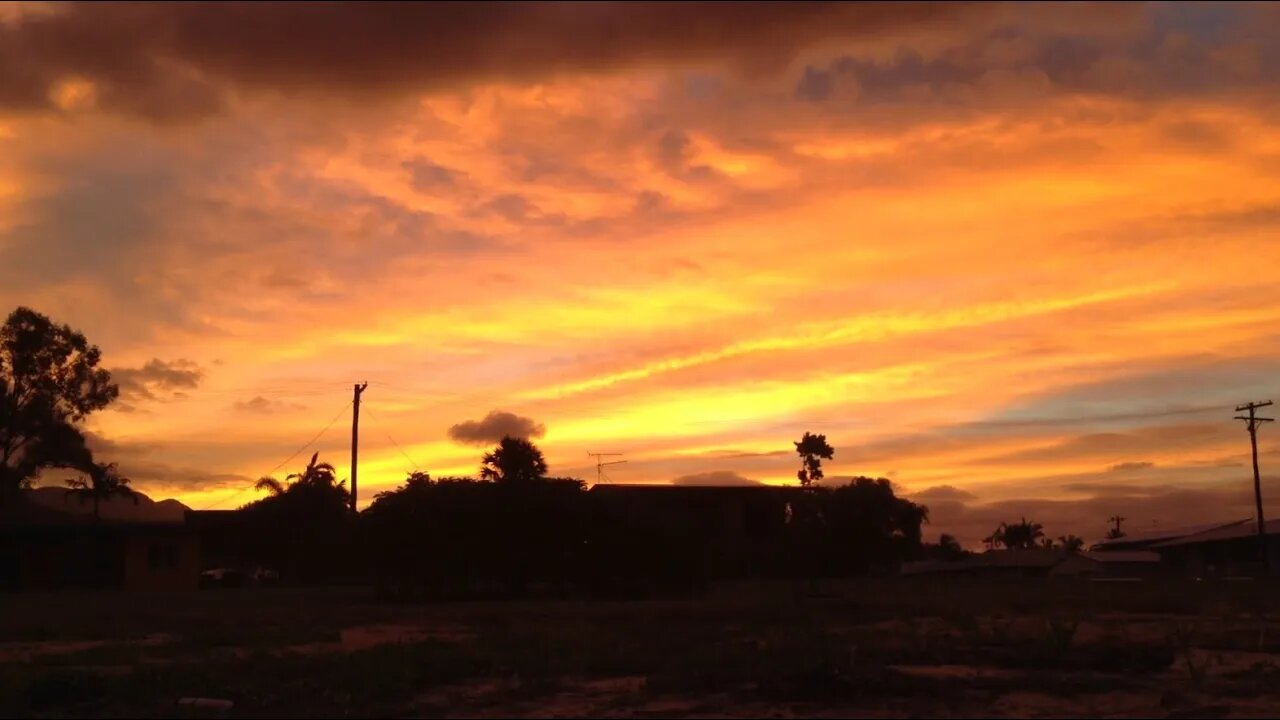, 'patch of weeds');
1043,613,1080,656
1170,620,1219,687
